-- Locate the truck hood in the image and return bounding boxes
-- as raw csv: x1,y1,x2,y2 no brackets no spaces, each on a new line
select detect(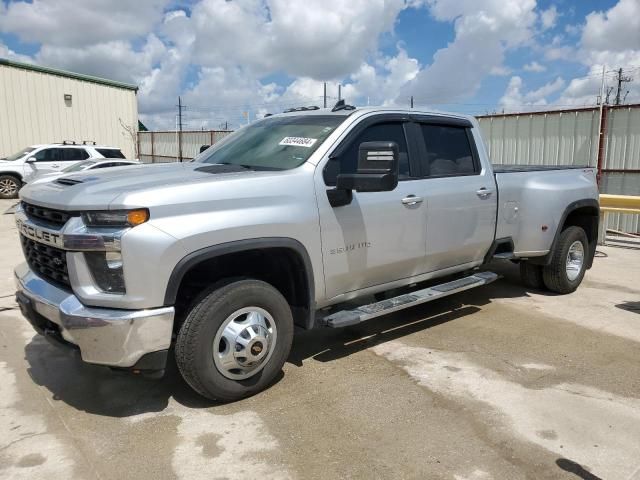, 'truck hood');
19,162,276,210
